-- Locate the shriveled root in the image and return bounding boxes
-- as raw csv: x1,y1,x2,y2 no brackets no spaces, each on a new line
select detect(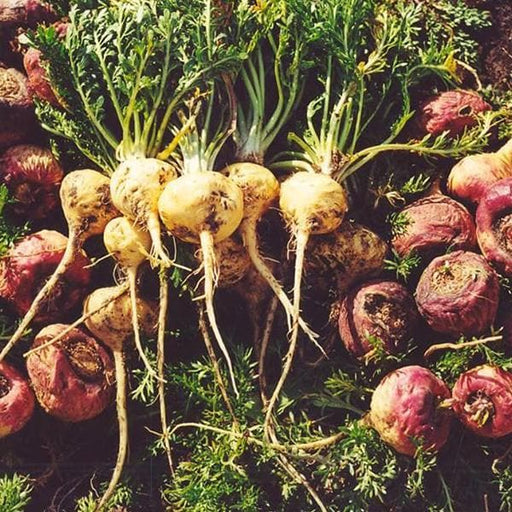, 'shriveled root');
157,269,173,473
424,334,502,359
242,222,321,350
94,350,128,512
263,230,309,438
199,231,238,397
128,269,160,381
